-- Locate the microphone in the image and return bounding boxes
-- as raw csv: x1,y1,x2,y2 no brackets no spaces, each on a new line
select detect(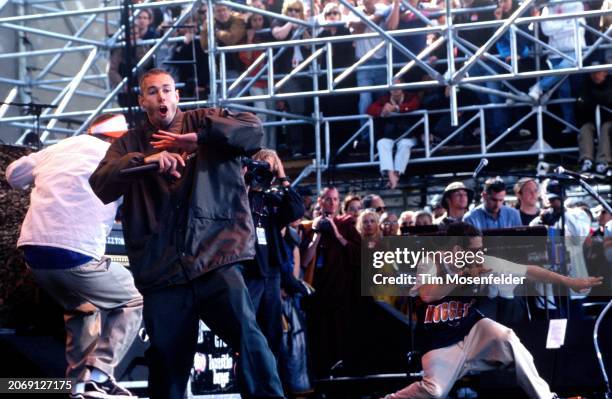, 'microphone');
554,166,591,180
119,162,159,175
472,158,489,179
